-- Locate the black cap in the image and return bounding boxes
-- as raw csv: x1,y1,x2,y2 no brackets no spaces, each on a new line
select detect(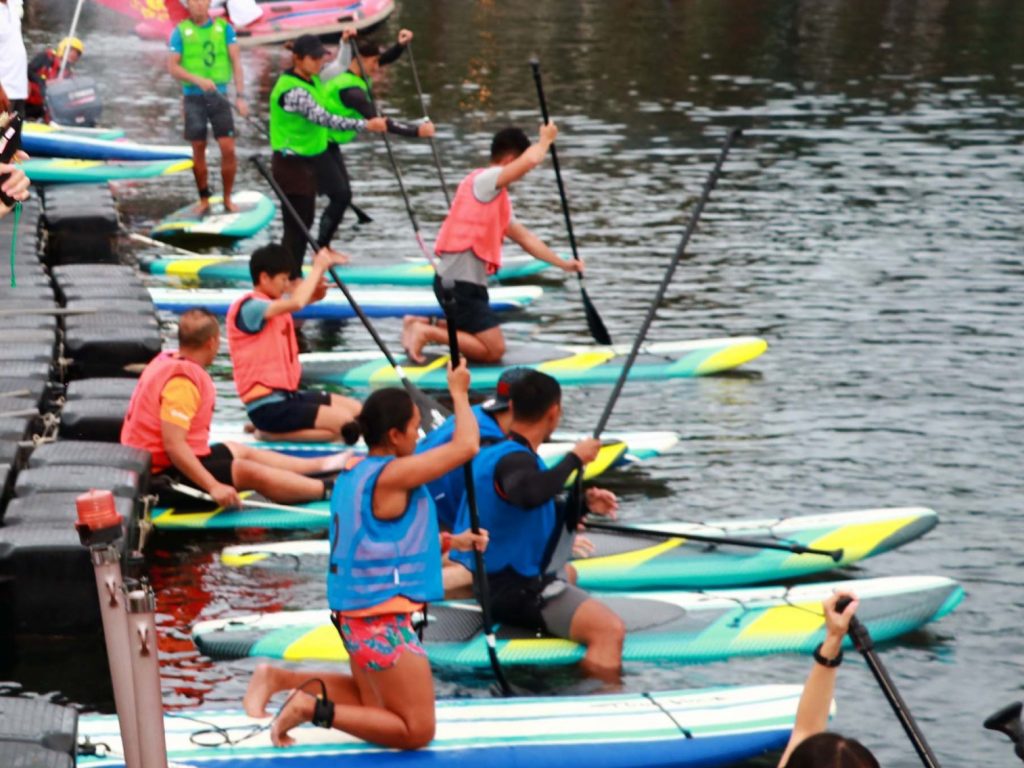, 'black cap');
291,34,328,59
481,367,531,413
